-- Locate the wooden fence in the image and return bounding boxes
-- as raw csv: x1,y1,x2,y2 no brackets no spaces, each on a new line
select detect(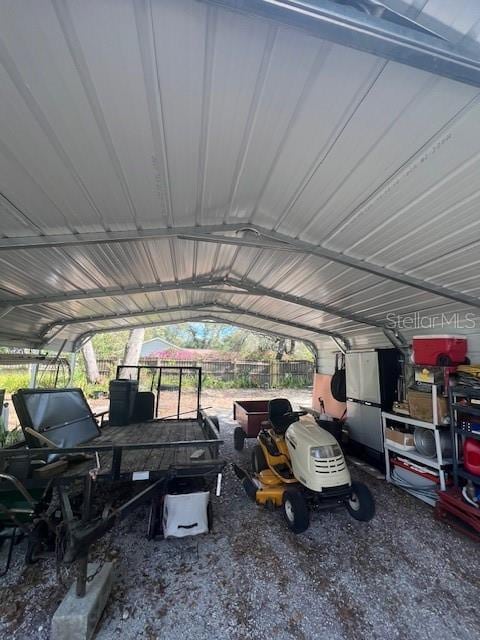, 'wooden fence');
96,357,314,388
